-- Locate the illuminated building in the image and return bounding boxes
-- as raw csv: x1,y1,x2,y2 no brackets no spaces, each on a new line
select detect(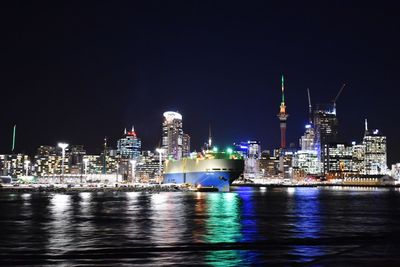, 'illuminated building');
117,126,141,159
182,134,191,158
162,111,184,160
363,119,387,175
351,142,365,173
68,145,86,174
313,103,339,173
33,154,66,176
234,141,261,179
136,151,161,182
300,124,315,151
391,163,400,180
82,154,118,175
324,143,353,175
294,125,321,175
0,154,30,177
259,150,279,176
294,150,320,175
277,75,289,149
